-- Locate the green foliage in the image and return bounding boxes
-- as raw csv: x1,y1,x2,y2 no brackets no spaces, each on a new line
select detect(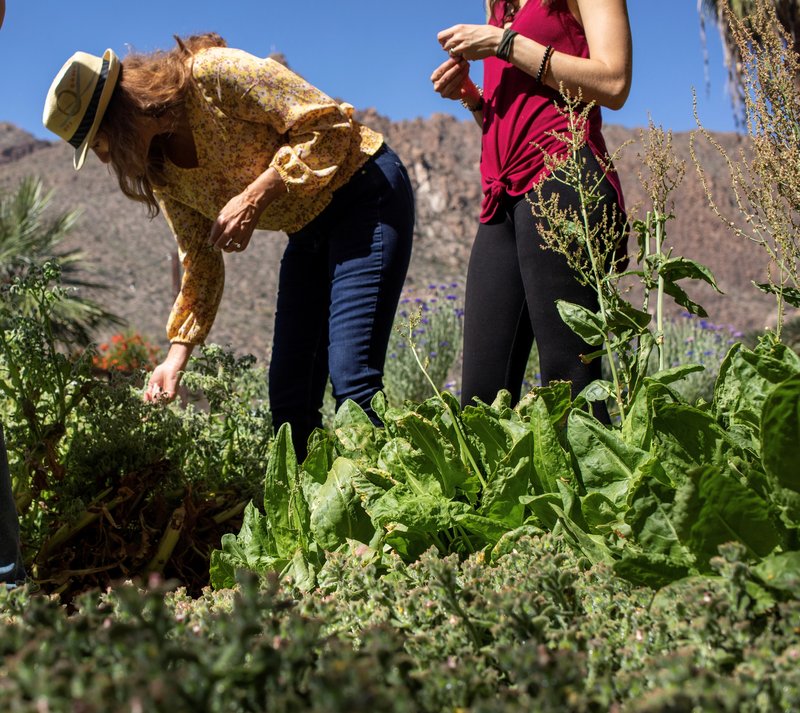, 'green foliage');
3,536,800,712
212,328,800,599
